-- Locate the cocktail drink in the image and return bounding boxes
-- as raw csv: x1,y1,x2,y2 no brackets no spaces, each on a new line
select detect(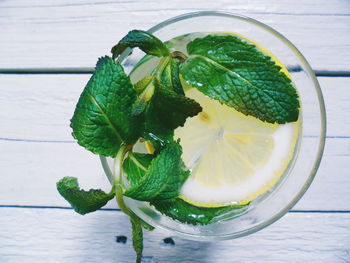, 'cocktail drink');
57,12,325,263
129,32,299,211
